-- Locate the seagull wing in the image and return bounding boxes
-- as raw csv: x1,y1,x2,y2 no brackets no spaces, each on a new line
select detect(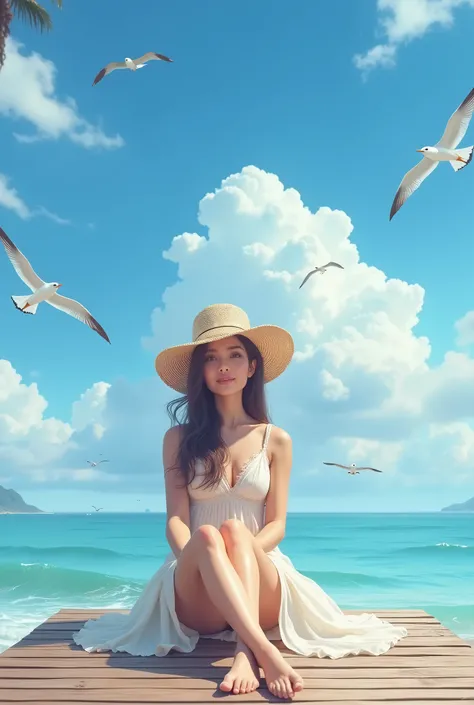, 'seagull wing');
47,292,110,343
358,467,383,472
133,52,173,65
299,269,318,289
92,62,127,86
437,88,474,149
0,227,45,292
323,462,350,470
323,261,344,269
389,158,438,220
98,459,109,464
